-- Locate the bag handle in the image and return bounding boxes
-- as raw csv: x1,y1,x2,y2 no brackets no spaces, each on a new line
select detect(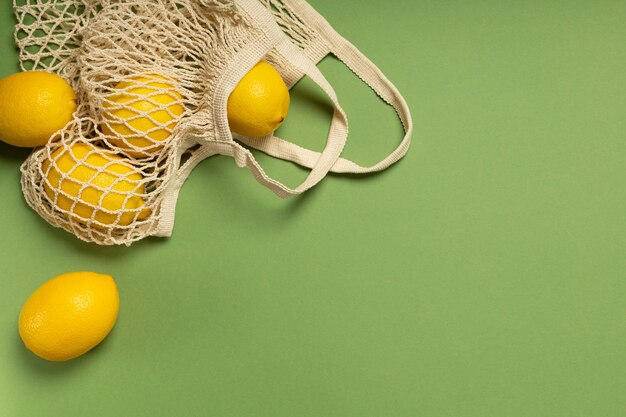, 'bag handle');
239,0,413,174
156,0,351,236
208,0,350,198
